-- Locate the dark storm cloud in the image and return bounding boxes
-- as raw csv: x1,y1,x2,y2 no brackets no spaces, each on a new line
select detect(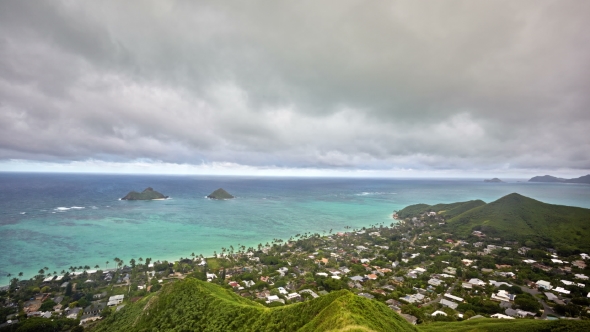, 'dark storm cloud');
0,0,589,173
